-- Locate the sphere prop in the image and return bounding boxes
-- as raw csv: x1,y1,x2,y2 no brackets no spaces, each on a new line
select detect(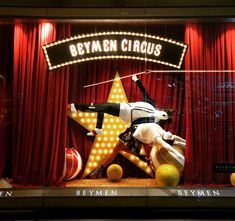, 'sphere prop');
150,144,185,174
107,164,123,182
155,164,180,187
230,173,235,187
63,147,82,181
